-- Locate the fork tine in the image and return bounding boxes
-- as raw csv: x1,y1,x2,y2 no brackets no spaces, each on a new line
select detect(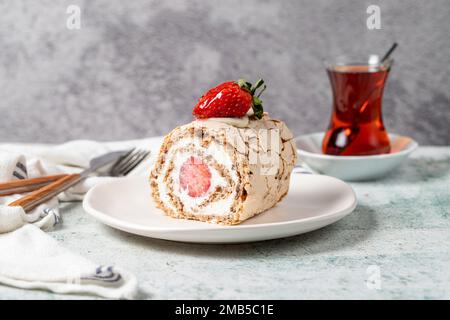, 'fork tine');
119,150,150,176
113,148,135,168
112,149,150,176
116,150,146,176
111,149,139,175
